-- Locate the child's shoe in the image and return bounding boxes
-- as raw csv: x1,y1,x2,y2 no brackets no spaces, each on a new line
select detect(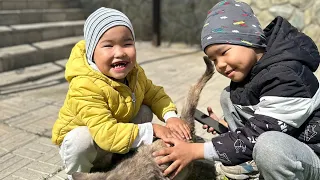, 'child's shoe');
215,160,260,180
